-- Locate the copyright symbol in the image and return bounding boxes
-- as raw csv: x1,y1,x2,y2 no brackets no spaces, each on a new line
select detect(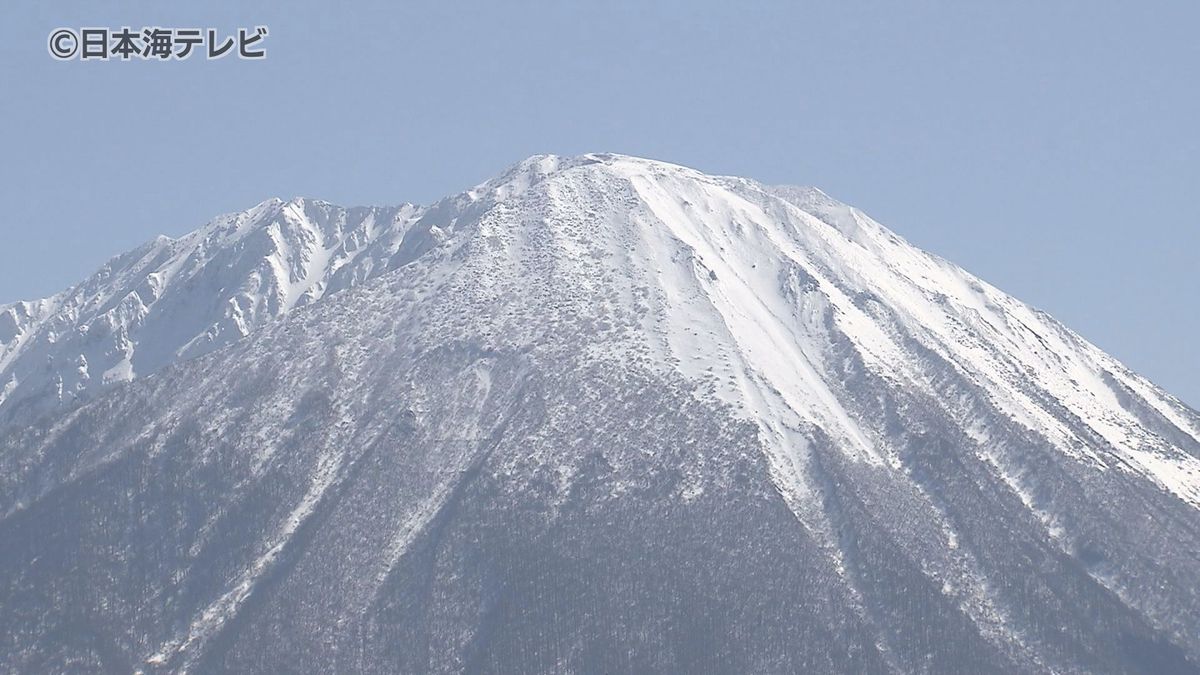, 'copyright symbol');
48,28,78,60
